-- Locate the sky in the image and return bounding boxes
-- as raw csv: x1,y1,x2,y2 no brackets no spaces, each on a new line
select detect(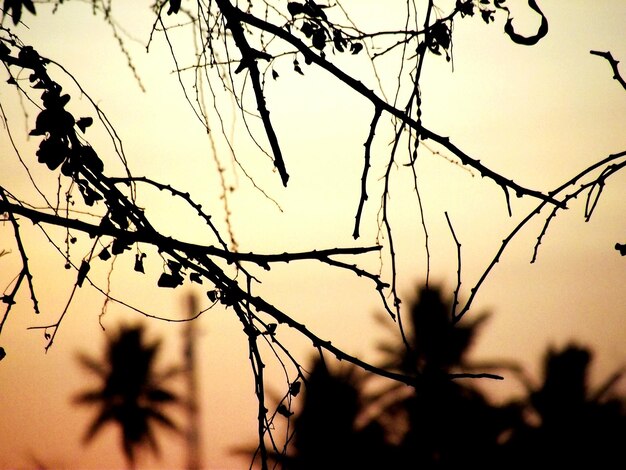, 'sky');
0,1,625,469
